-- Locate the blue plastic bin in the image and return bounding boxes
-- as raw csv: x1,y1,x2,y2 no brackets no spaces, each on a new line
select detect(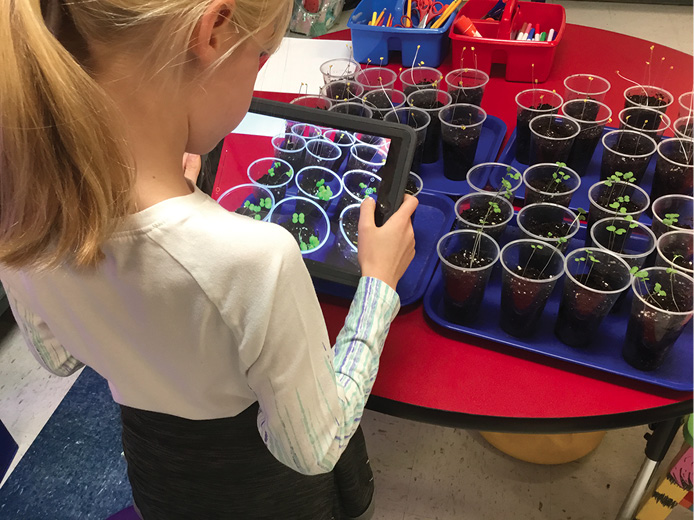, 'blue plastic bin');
348,0,457,67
